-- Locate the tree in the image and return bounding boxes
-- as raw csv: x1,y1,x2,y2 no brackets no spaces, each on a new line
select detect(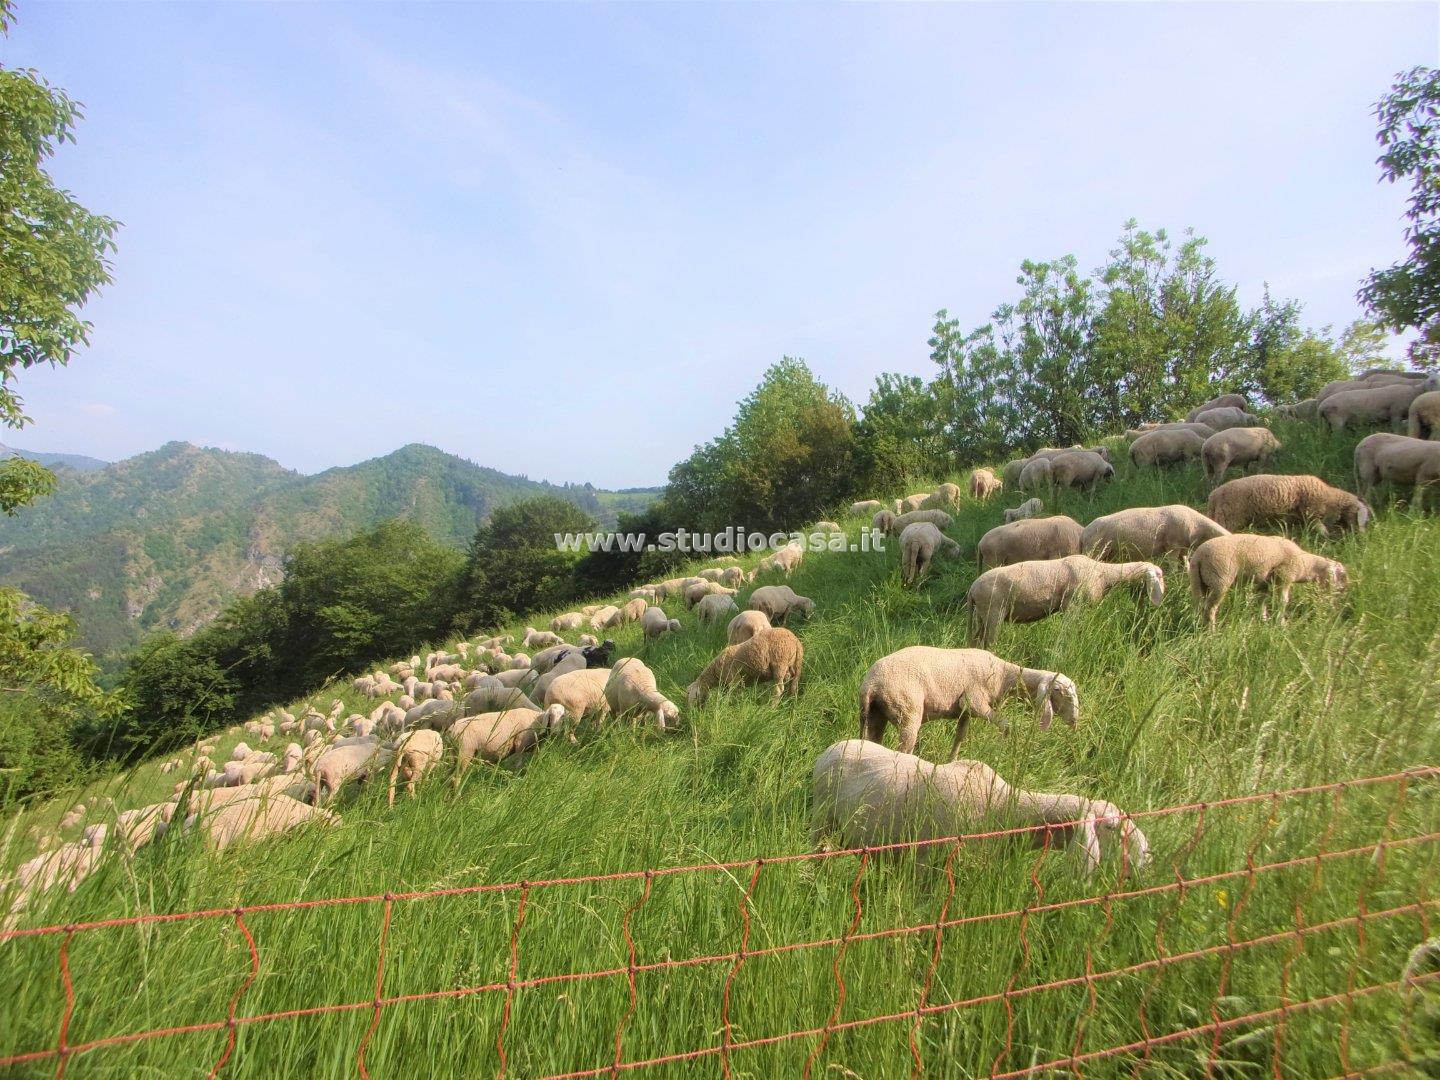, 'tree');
1359,66,1440,366
0,0,119,509
110,634,235,761
853,373,949,491
1241,289,1349,404
453,497,596,631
